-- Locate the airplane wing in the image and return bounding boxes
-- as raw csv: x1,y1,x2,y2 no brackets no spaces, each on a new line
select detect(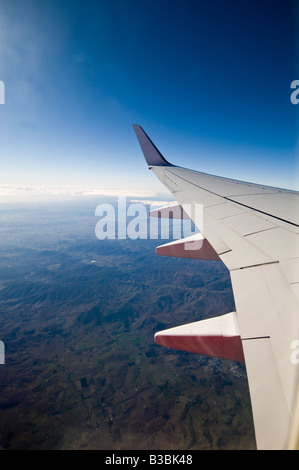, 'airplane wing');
133,124,299,450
